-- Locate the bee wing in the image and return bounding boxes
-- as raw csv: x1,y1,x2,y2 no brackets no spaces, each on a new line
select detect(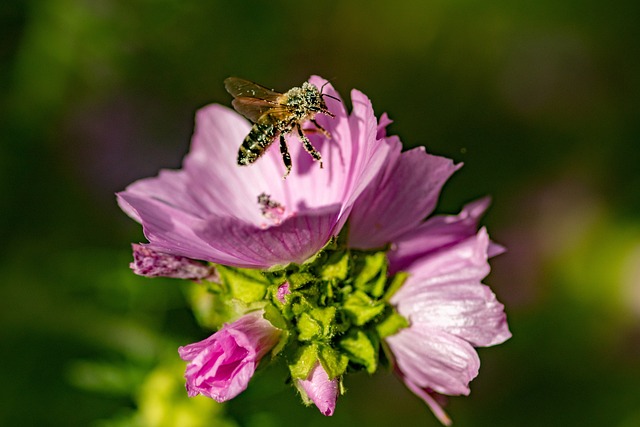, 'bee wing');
231,97,290,123
224,77,282,101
